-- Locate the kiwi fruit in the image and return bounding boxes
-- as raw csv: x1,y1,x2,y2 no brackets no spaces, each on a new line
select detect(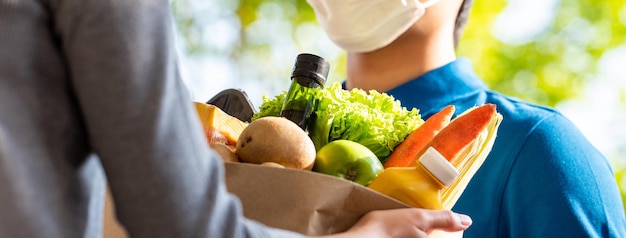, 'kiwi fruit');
236,116,316,170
